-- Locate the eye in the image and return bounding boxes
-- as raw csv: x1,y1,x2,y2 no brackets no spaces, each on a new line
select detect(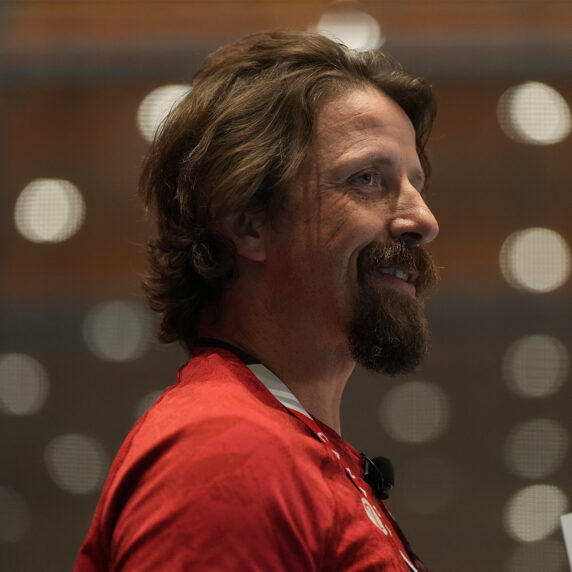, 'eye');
353,172,379,187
